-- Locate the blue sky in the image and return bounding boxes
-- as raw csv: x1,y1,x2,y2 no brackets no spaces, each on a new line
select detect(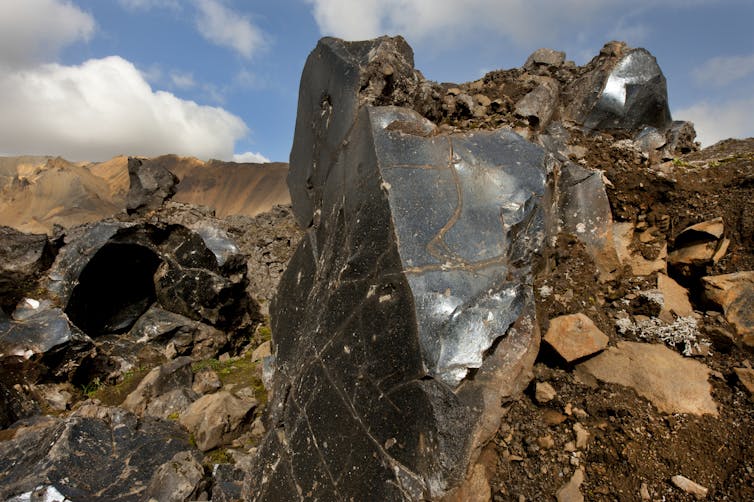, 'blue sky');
0,0,752,163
